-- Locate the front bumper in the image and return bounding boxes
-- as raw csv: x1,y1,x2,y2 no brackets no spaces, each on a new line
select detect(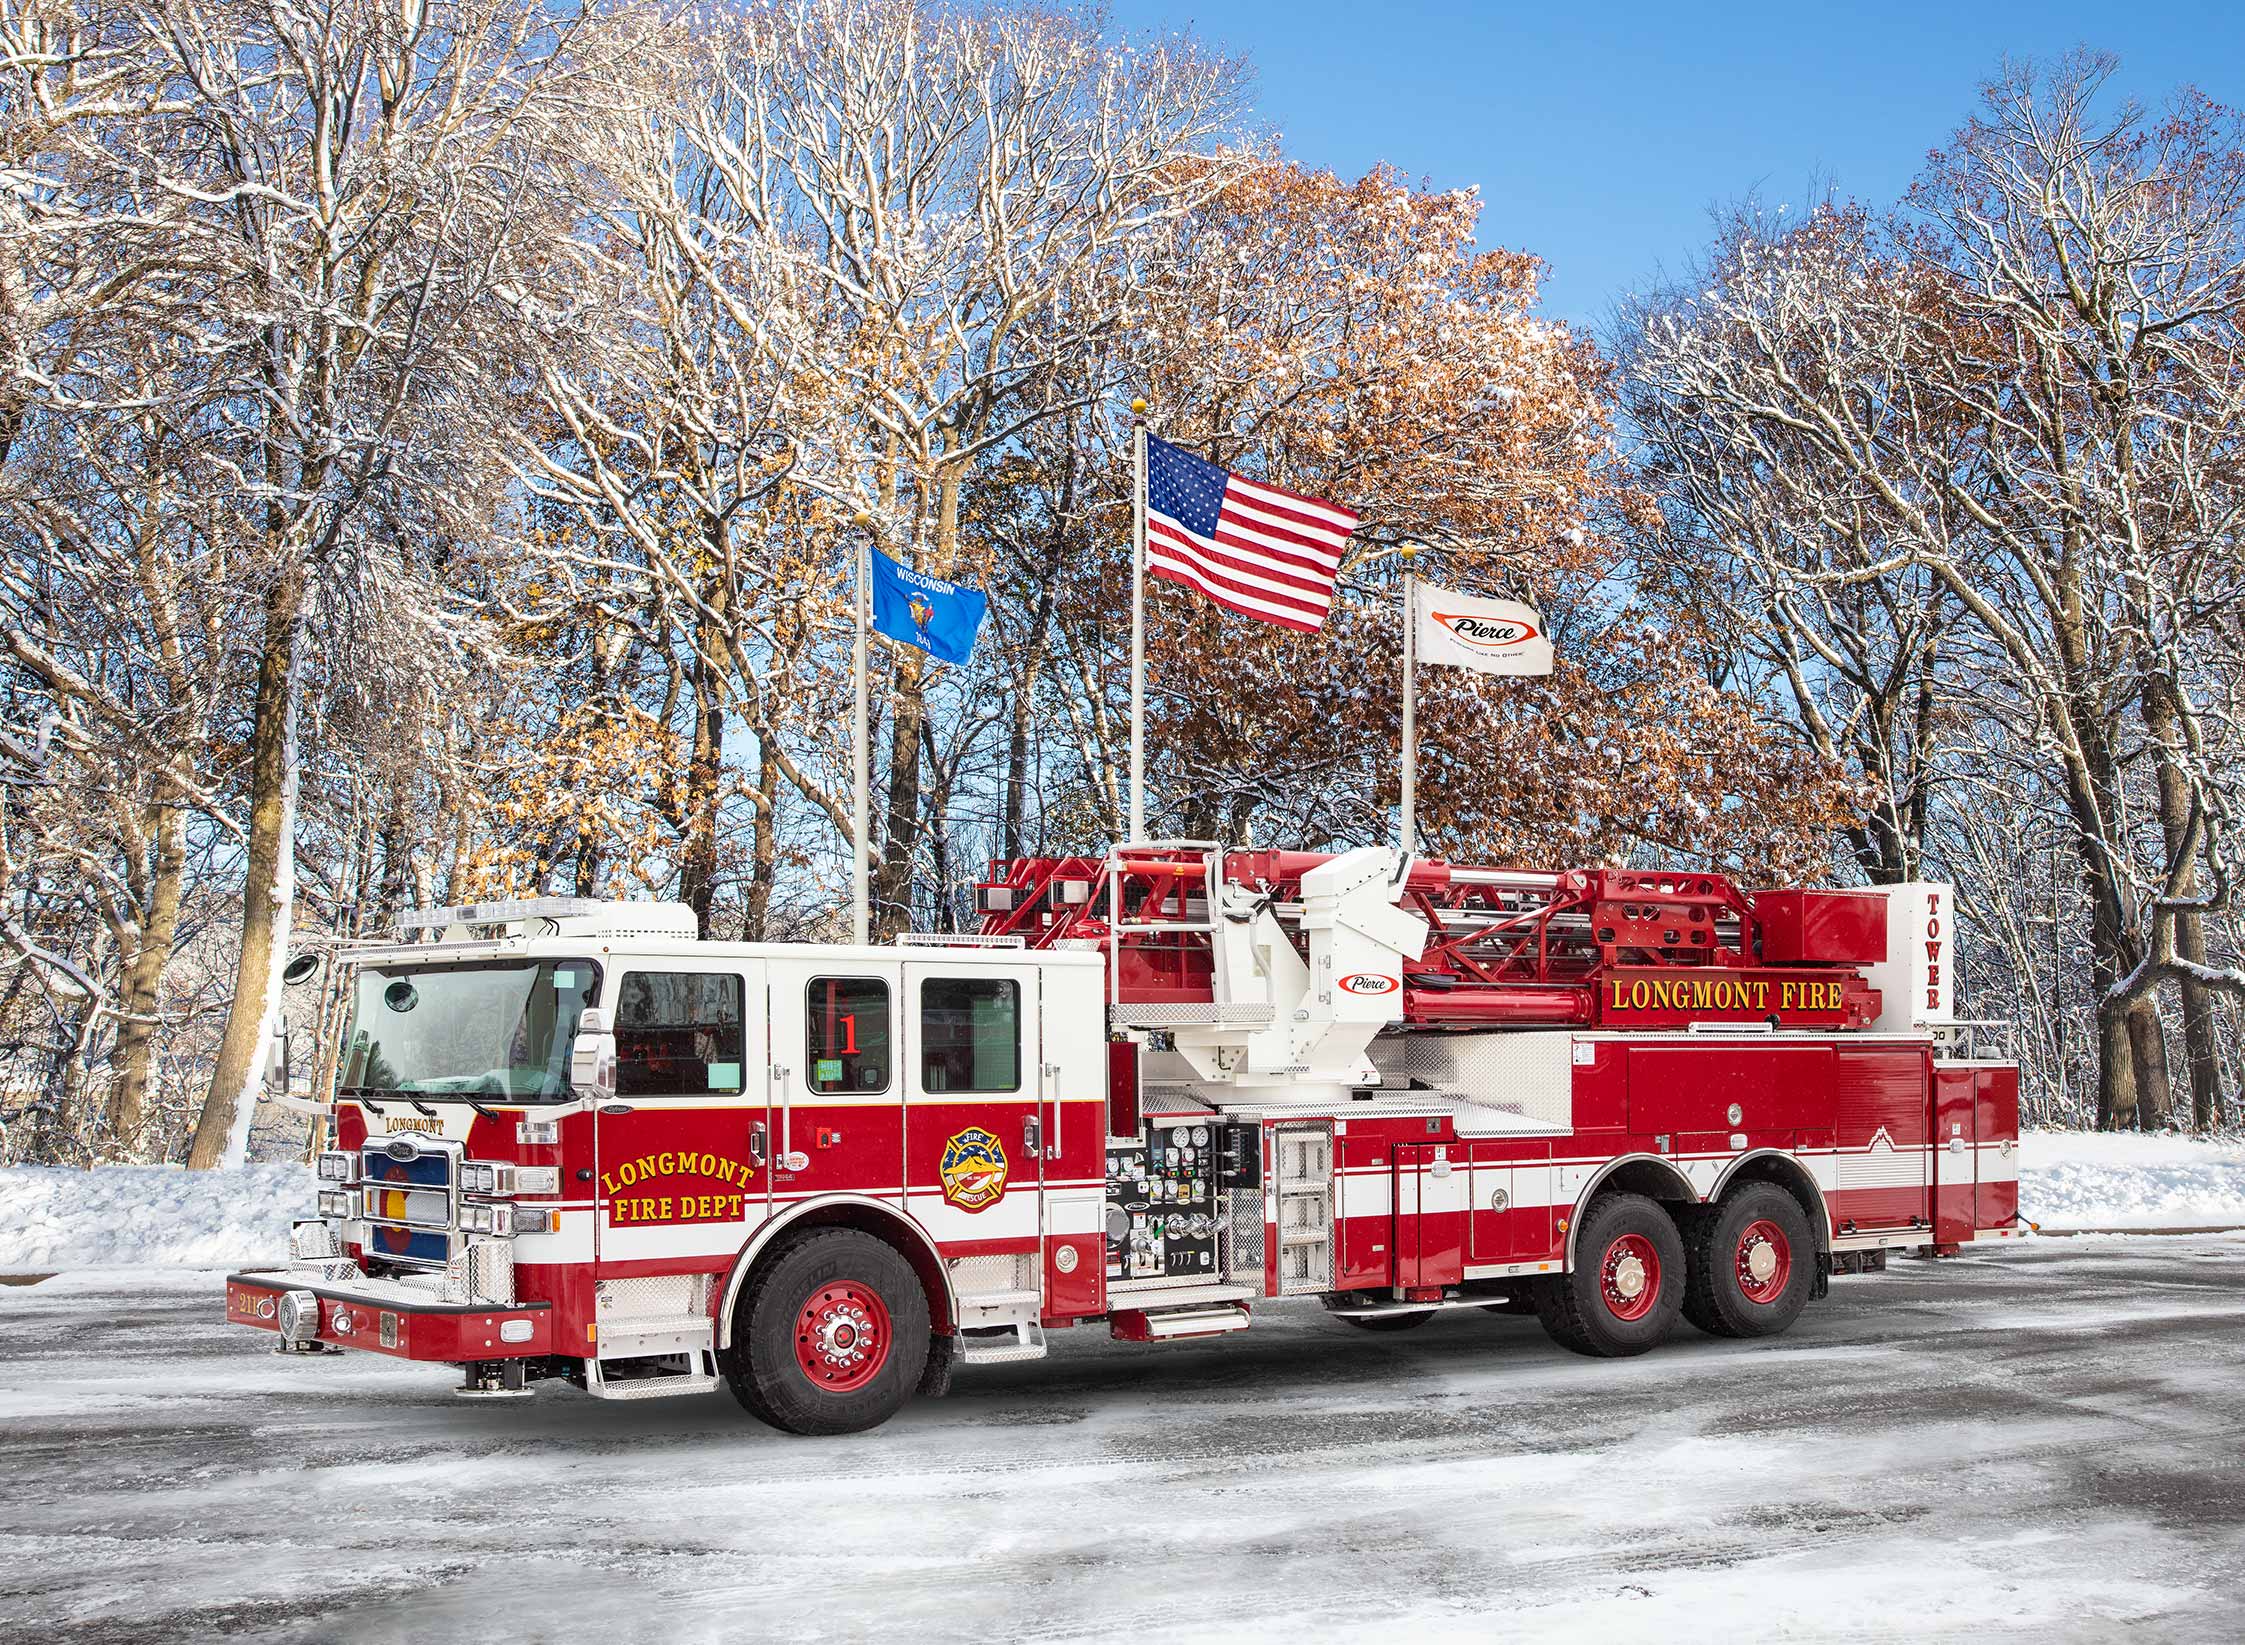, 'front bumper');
227,1267,554,1361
